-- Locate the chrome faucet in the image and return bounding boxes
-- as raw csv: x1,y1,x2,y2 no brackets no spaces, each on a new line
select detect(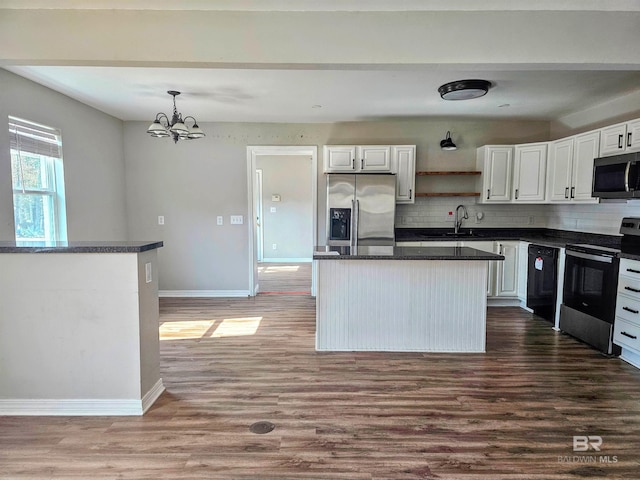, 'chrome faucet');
454,204,468,234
